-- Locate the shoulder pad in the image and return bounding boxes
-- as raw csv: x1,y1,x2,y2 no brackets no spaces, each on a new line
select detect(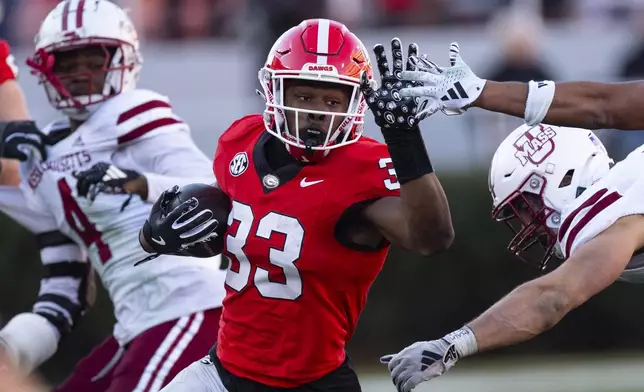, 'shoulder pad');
104,89,186,145
559,150,644,257
218,114,264,144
